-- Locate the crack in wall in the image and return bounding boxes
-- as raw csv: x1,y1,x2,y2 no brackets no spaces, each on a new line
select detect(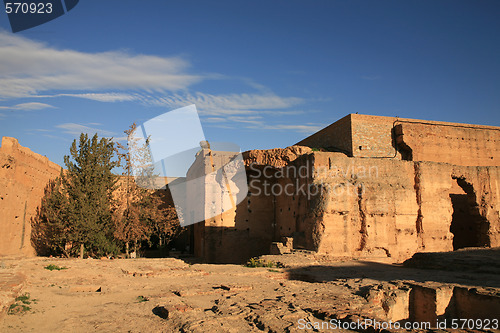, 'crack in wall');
357,184,367,251
413,162,424,250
